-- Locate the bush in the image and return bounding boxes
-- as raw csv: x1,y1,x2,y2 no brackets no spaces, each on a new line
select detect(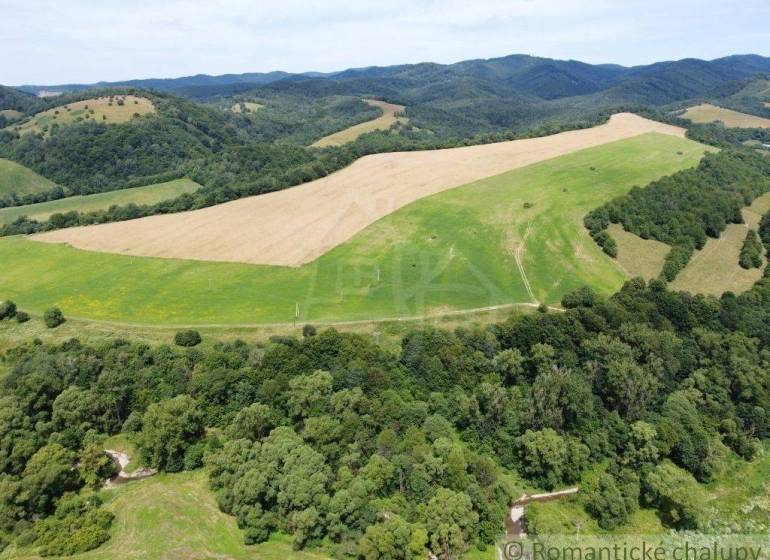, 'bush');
174,329,201,347
302,324,317,338
15,311,29,323
0,300,17,319
43,307,65,328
